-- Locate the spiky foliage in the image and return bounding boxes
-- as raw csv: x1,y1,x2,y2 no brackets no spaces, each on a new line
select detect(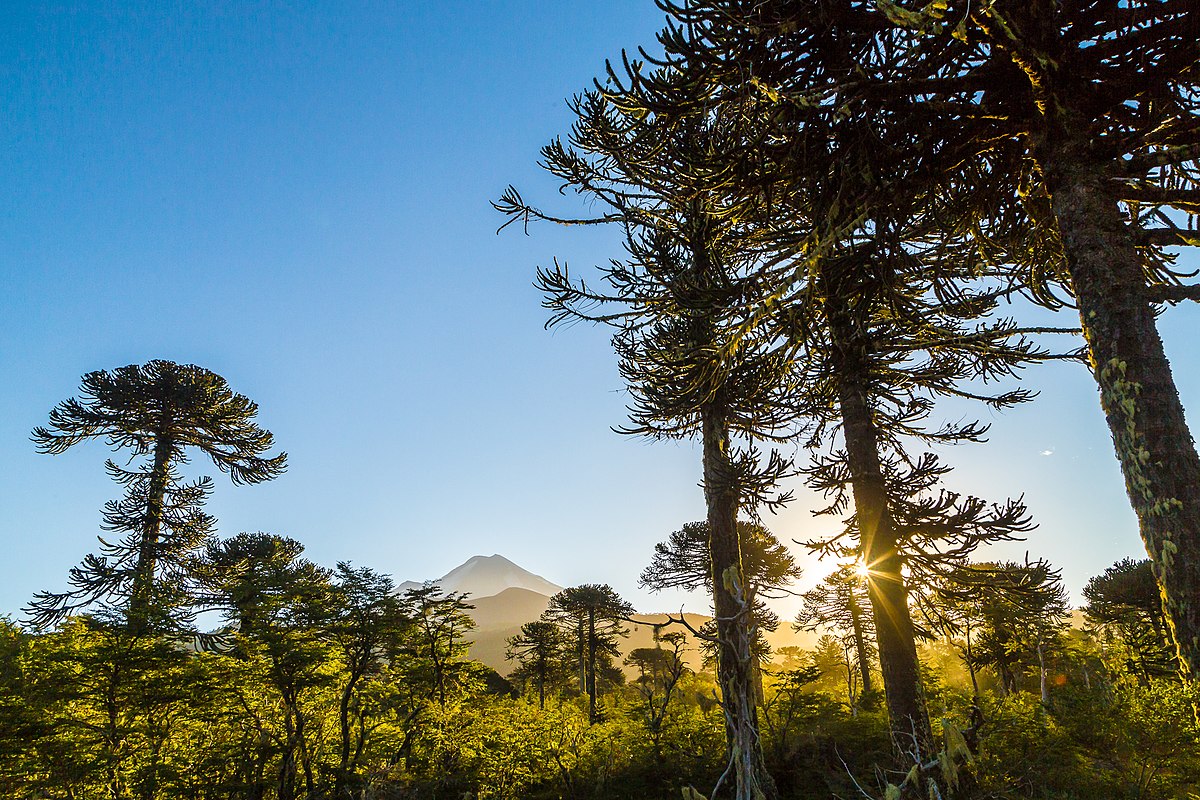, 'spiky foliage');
931,560,1070,698
640,520,801,670
544,585,634,724
796,565,876,702
506,621,569,710
498,70,797,796
871,0,1200,684
1083,558,1178,682
591,5,1082,767
660,0,1200,678
28,361,287,634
